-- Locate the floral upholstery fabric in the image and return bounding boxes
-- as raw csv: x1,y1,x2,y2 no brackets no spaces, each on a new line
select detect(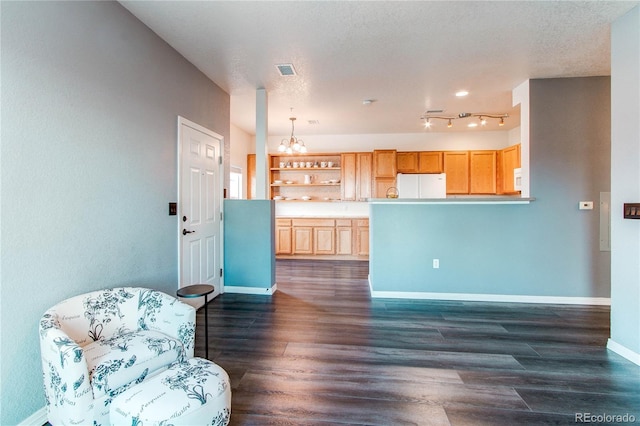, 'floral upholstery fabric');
110,357,231,426
84,330,184,399
39,287,196,426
